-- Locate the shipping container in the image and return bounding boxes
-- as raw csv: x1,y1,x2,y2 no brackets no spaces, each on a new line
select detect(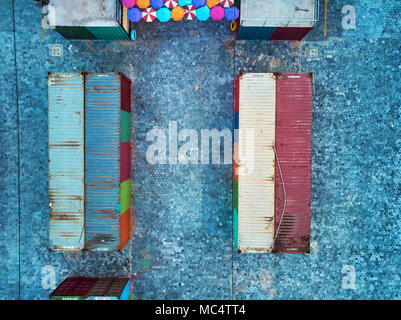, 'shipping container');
50,277,96,300
237,0,319,41
85,277,130,300
85,73,132,252
273,73,312,254
49,0,130,40
50,277,130,300
48,73,85,251
234,73,276,253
